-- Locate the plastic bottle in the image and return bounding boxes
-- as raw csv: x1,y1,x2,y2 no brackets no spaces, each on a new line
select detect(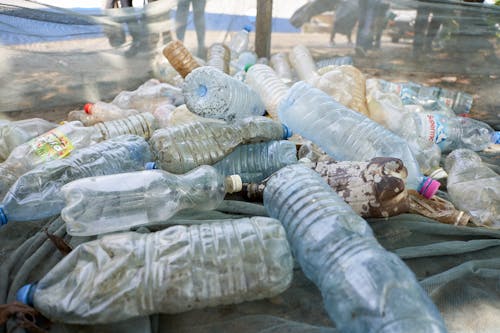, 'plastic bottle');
182,66,266,121
269,52,293,84
228,24,252,59
206,43,231,74
212,140,298,183
316,56,354,69
60,165,243,236
16,217,293,324
0,113,156,200
0,118,57,162
152,103,223,128
0,135,151,224
162,40,201,78
444,149,500,228
68,102,140,126
245,64,289,120
288,44,319,83
231,51,257,74
277,81,440,198
149,116,292,174
262,164,447,333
